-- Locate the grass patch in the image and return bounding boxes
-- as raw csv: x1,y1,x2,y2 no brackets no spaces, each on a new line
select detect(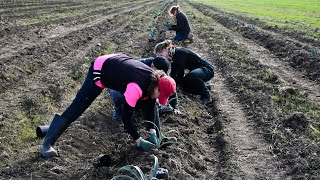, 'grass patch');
272,89,320,140
193,0,320,39
18,114,40,142
101,41,118,55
